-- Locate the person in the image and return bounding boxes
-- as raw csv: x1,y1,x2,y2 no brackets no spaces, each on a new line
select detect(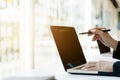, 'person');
81,27,120,74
